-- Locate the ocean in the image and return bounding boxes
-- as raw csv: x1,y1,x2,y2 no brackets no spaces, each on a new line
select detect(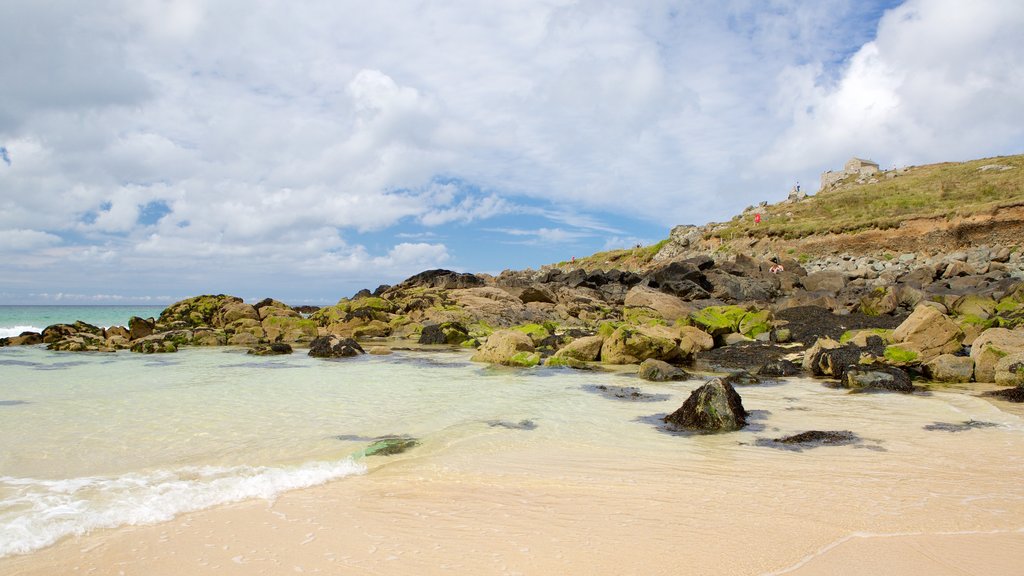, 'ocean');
1,307,1024,569
0,305,167,338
